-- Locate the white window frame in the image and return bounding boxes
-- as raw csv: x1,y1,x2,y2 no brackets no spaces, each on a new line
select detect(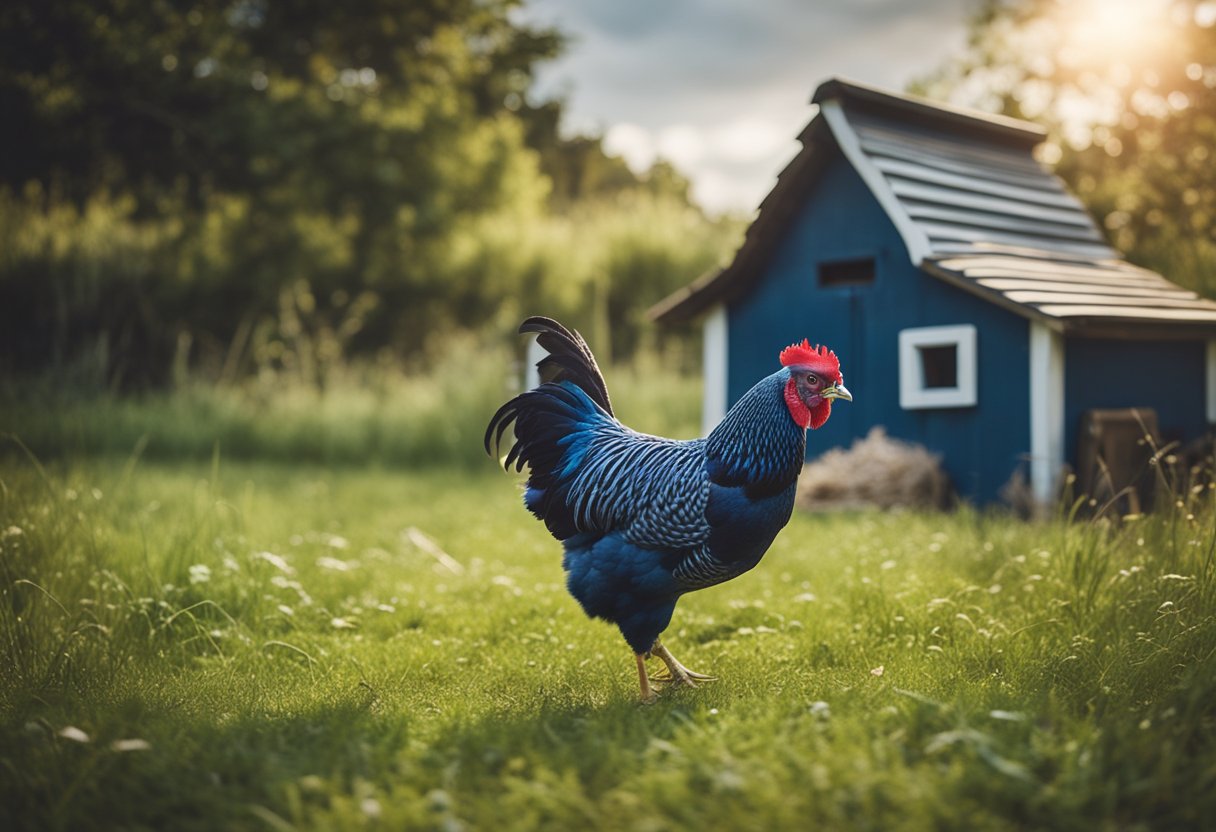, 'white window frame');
899,324,977,409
